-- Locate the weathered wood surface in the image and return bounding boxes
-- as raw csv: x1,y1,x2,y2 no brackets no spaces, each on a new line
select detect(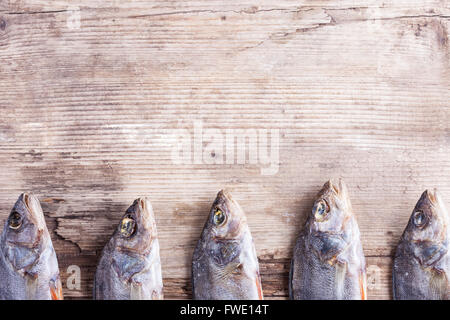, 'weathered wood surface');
0,0,449,299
